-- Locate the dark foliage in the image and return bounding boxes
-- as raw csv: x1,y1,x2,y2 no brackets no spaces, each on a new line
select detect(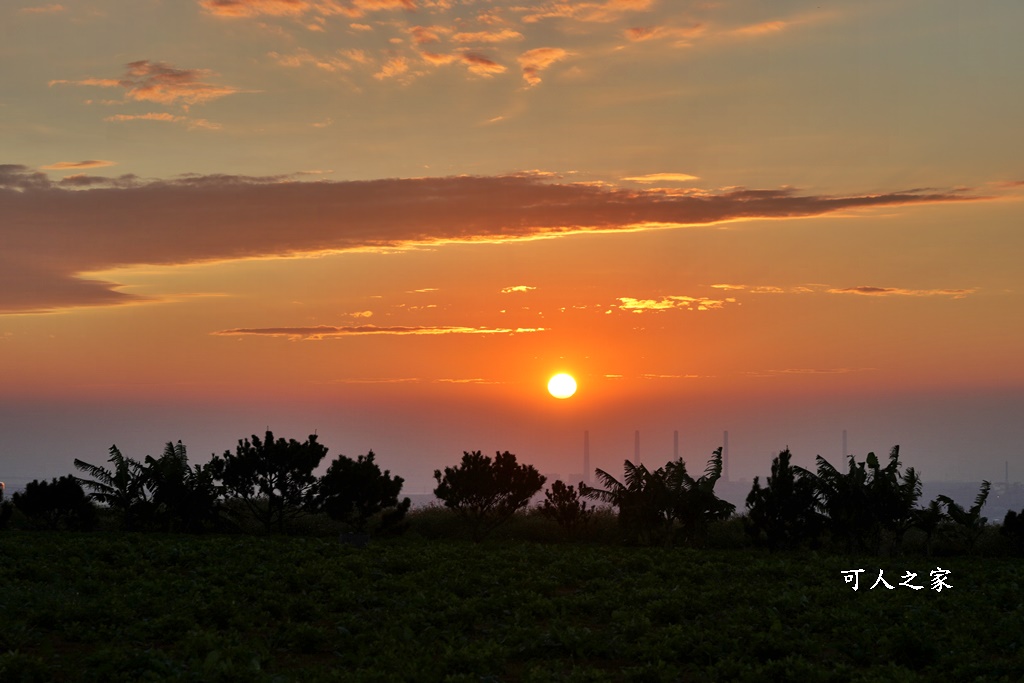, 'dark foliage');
798,446,922,555
11,476,97,530
209,431,328,533
433,450,546,541
582,448,735,547
911,499,947,557
539,480,593,538
144,441,222,533
0,484,11,530
939,481,990,554
314,450,410,534
1000,508,1024,554
74,445,152,530
745,448,824,550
